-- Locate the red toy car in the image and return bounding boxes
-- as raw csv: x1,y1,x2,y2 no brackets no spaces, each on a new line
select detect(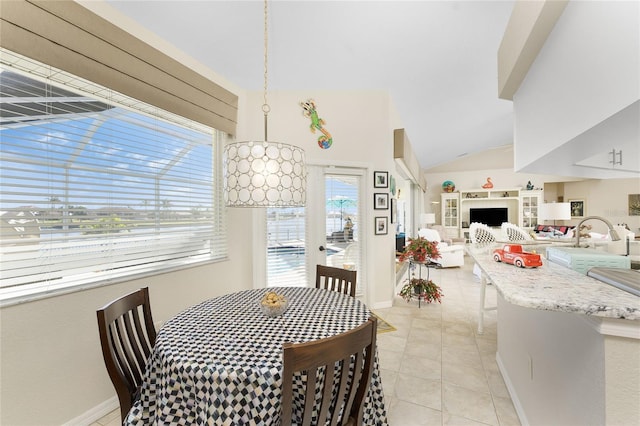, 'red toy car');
493,244,543,268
